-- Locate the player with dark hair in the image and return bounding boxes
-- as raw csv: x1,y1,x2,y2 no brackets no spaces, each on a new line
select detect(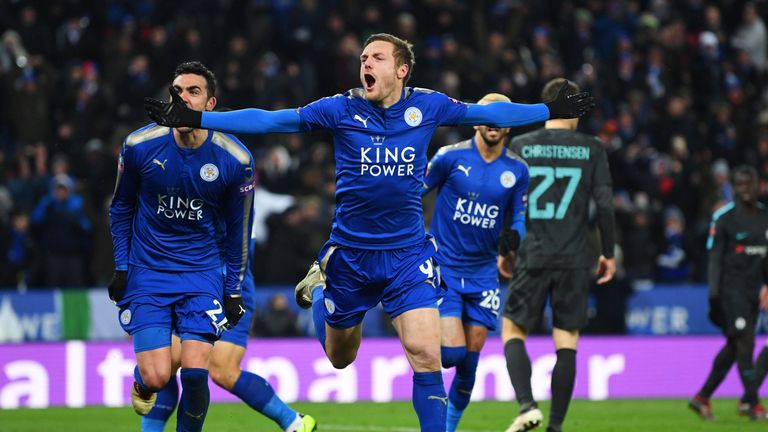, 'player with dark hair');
109,61,252,432
422,92,529,432
501,79,616,432
145,35,593,431
689,165,768,422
